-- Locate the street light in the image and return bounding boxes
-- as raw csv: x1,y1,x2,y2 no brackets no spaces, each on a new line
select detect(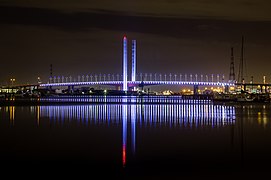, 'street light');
10,78,15,86
37,77,41,84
